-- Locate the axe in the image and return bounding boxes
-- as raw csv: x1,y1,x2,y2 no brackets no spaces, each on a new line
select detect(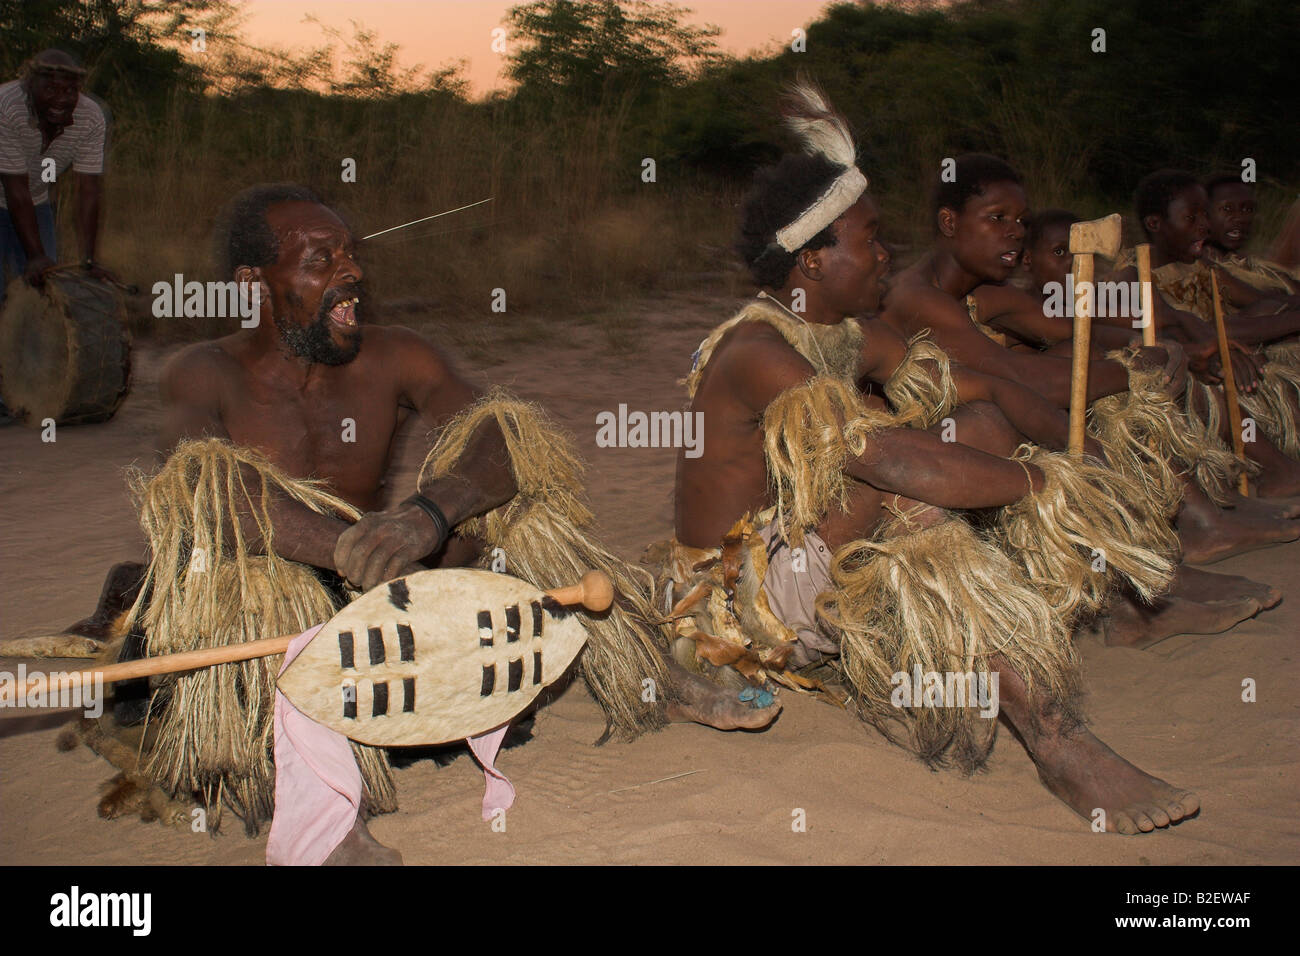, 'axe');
1068,213,1122,456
